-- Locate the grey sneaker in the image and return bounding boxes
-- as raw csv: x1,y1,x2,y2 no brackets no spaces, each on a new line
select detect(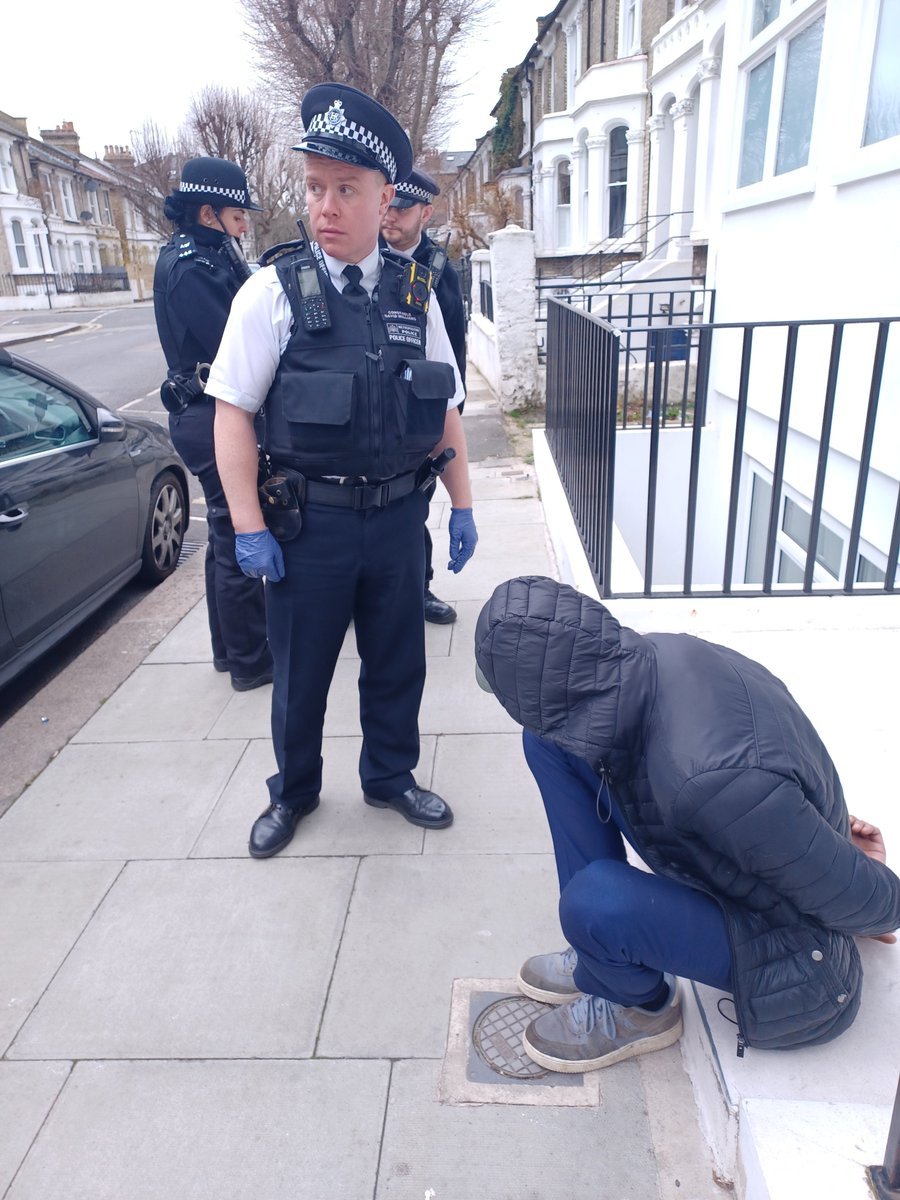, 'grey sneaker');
517,947,580,1004
522,974,683,1073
